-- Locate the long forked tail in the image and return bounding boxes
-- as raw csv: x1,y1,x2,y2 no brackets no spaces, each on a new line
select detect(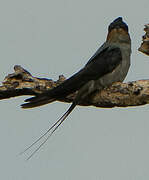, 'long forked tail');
20,102,77,160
